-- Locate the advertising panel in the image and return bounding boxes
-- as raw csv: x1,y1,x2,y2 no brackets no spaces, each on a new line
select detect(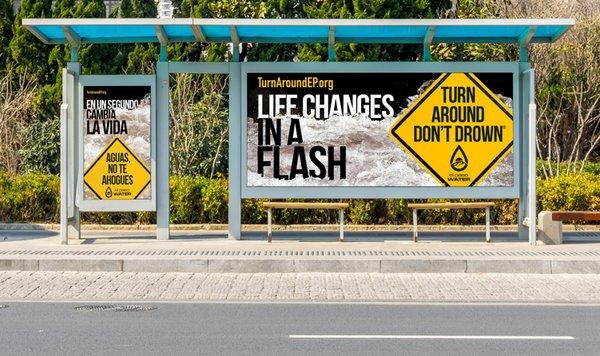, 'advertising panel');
78,76,155,211
246,70,514,189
